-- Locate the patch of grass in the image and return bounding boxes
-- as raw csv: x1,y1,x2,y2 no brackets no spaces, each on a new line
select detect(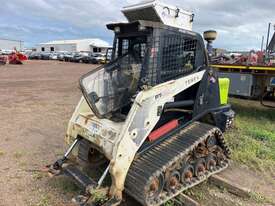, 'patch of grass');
0,150,4,156
37,194,51,206
32,171,46,180
90,189,109,204
225,98,275,171
249,191,273,204
185,185,207,201
184,182,244,206
163,200,175,206
49,176,79,194
19,161,27,168
14,151,24,159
